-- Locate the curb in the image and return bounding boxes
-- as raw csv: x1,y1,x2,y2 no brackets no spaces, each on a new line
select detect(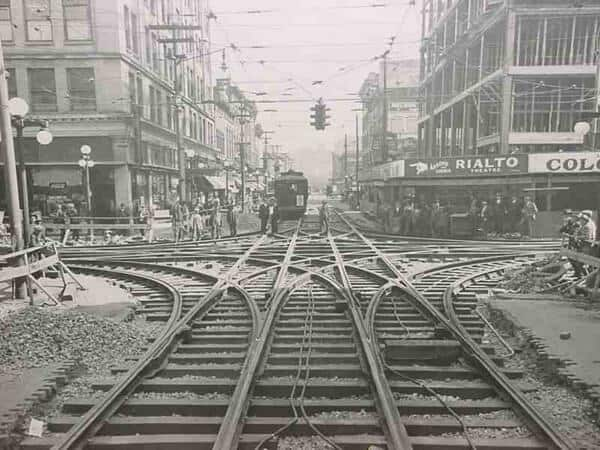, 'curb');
486,303,600,418
0,360,77,449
